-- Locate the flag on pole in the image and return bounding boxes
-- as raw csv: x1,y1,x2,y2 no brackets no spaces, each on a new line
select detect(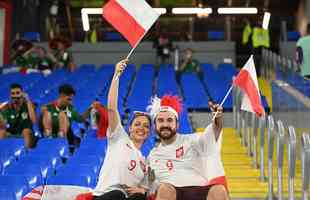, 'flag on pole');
233,55,265,117
102,0,160,47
